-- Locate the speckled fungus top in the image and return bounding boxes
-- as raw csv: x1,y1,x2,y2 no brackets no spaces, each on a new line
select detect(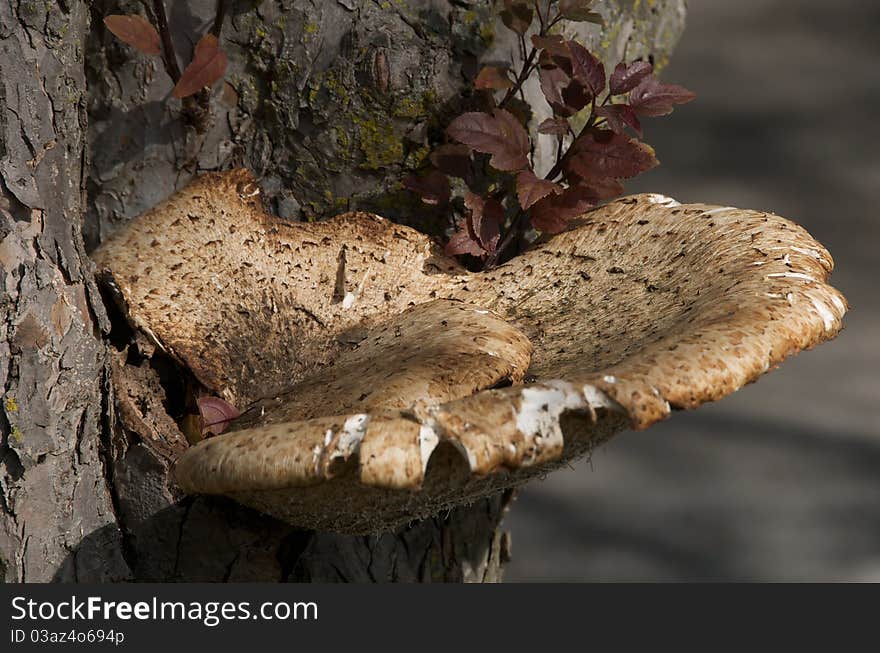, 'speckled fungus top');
92,170,847,533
